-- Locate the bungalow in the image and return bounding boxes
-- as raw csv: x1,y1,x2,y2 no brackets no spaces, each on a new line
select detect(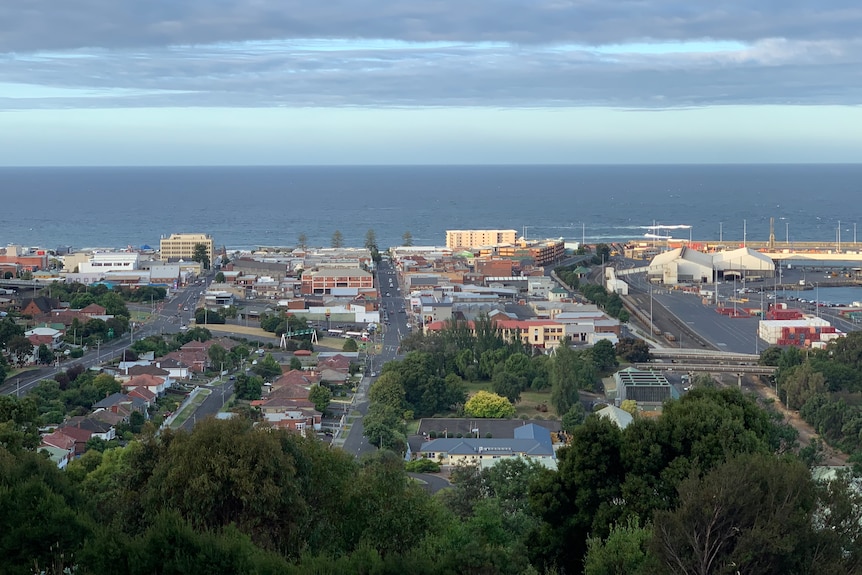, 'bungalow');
40,432,75,468
155,357,191,380
128,386,157,407
92,392,147,416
